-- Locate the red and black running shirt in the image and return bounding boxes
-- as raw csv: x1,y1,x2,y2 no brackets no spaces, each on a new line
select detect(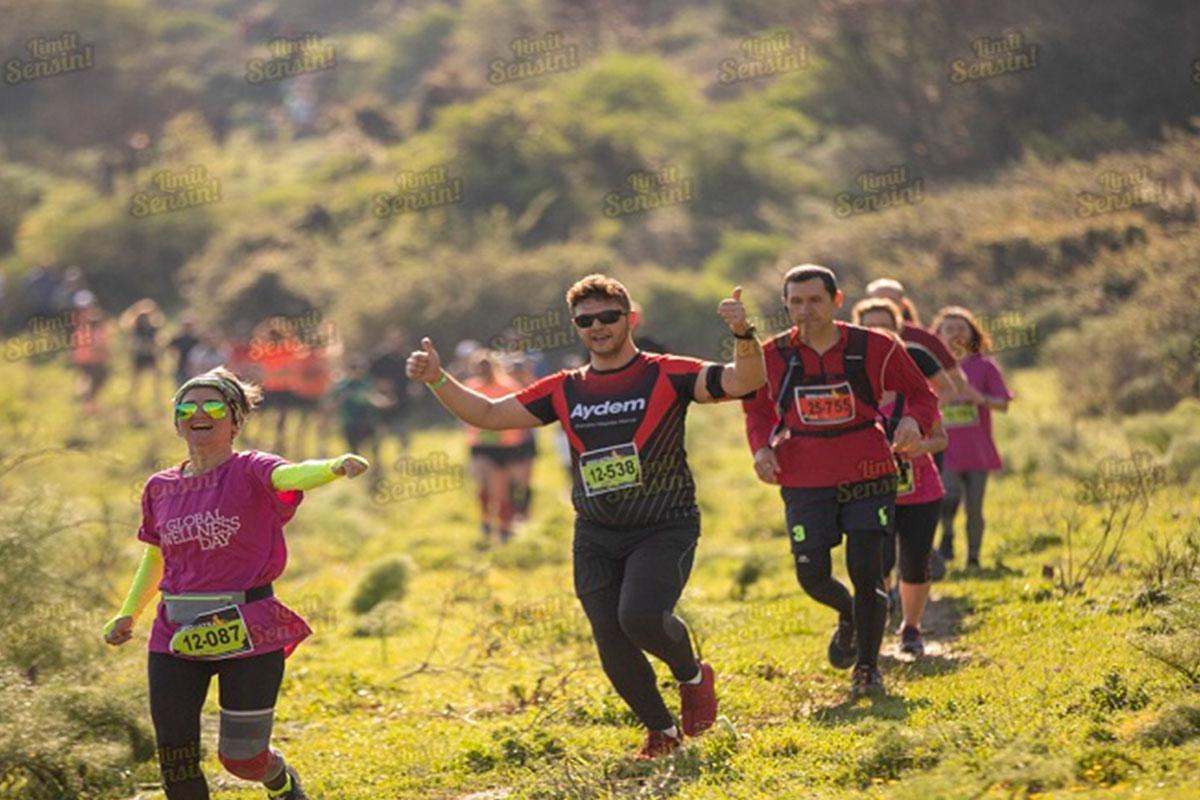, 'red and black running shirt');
742,322,938,489
901,322,956,371
516,351,711,529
